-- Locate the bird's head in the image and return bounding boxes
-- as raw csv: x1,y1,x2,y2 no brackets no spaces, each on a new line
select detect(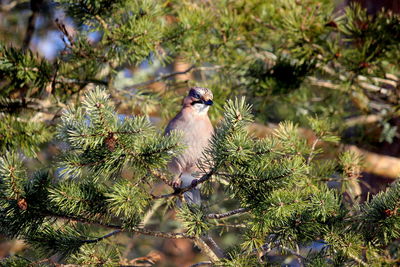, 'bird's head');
183,87,213,114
